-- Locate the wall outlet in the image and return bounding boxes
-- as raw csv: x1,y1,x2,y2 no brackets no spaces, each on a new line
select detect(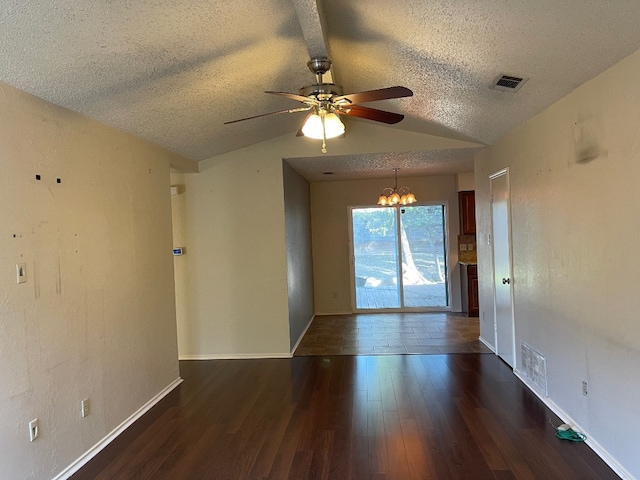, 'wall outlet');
81,398,90,418
29,418,39,442
467,244,474,251
460,244,467,251
582,380,588,397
